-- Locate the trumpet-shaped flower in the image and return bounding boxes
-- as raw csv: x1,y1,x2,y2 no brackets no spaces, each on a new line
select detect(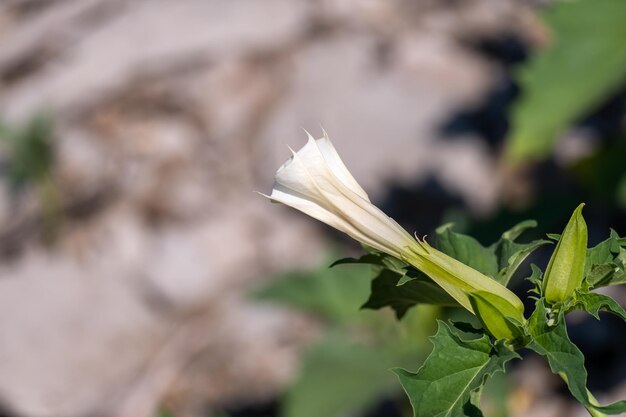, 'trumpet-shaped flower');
264,132,525,333
266,131,416,260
